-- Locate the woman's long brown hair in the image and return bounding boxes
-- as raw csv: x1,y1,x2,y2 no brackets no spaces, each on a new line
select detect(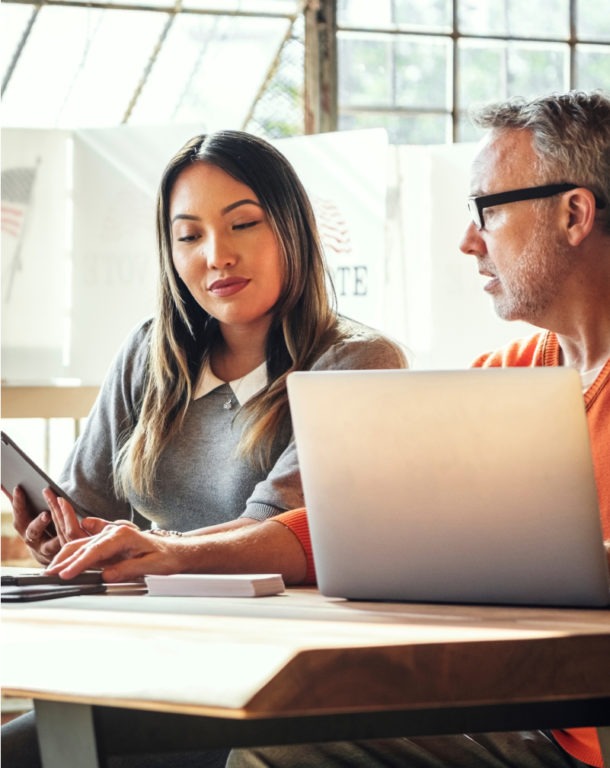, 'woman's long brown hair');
115,130,340,499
